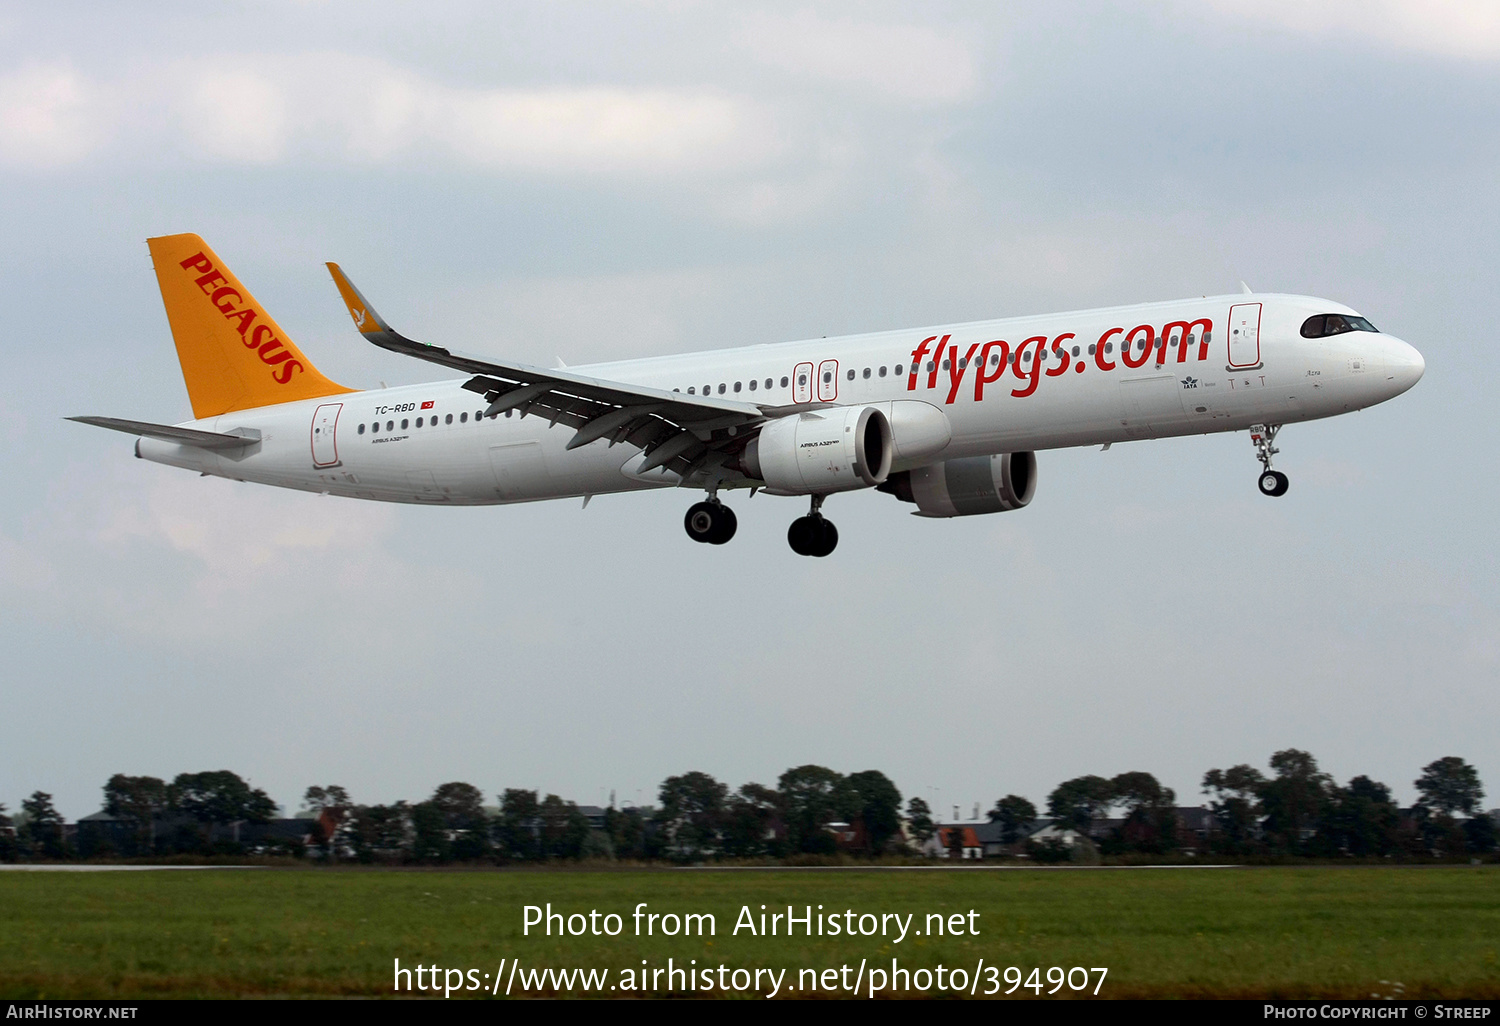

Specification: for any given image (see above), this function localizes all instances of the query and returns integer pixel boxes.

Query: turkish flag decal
[421,401,435,410]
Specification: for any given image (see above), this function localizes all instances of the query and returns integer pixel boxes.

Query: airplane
[71,233,1425,557]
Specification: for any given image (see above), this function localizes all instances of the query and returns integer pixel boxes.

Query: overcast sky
[2,1,1496,822]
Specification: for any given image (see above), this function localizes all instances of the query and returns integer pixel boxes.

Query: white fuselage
[137,292,1425,505]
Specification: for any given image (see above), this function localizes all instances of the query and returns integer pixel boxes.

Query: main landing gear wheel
[787,515,837,557]
[1249,423,1289,498]
[1258,470,1289,497]
[684,501,737,544]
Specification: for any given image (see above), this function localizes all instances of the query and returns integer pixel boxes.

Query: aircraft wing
[67,416,261,450]
[326,262,771,477]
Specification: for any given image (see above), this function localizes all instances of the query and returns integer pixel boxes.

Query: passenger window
[387,420,394,431]
[734,381,741,392]
[941,359,950,371]
[704,384,711,394]
[748,379,757,390]
[1105,343,1113,354]
[415,417,422,427]
[358,423,366,435]
[926,361,934,372]
[781,376,789,387]
[766,378,773,389]
[823,371,832,383]
[718,383,726,394]
[1072,346,1080,357]
[846,369,855,380]
[1088,344,1095,355]
[673,387,680,392]
[688,386,695,394]
[863,367,871,378]
[461,412,468,423]
[401,419,409,429]
[445,414,452,424]
[894,364,902,376]
[798,374,807,386]
[991,353,1000,365]
[878,366,886,377]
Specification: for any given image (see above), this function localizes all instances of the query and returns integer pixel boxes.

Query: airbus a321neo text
[72,234,1425,557]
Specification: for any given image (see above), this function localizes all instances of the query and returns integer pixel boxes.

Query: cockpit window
[1301,313,1378,338]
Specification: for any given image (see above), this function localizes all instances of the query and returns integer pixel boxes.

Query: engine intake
[742,406,892,494]
[879,452,1037,517]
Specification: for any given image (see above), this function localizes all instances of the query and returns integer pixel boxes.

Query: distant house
[1174,806,1218,850]
[824,821,865,850]
[972,819,1059,857]
[1027,821,1082,845]
[75,811,138,855]
[1084,807,1221,851]
[577,806,608,831]
[923,826,982,859]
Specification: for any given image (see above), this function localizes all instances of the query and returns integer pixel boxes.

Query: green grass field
[2,865,1497,999]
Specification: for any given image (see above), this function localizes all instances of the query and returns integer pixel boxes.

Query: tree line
[0,752,1492,863]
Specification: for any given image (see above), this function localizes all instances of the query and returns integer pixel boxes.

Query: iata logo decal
[905,316,1215,405]
[178,252,304,385]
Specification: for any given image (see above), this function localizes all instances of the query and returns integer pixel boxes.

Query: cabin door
[311,403,342,467]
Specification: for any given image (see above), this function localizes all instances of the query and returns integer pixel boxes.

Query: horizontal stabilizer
[67,416,261,450]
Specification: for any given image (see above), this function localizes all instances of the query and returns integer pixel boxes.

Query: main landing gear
[682,492,839,556]
[787,495,838,557]
[684,498,737,544]
[1251,423,1289,497]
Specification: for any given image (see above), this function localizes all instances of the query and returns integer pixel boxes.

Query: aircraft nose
[1383,335,1425,395]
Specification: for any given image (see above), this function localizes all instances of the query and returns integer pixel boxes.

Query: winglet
[326,262,395,337]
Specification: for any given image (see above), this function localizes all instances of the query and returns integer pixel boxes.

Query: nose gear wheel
[1250,424,1289,497]
[1258,470,1289,497]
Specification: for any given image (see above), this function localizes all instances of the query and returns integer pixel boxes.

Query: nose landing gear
[1251,423,1289,497]
[684,499,737,544]
[787,495,838,557]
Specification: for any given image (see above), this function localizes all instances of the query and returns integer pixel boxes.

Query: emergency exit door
[311,403,342,467]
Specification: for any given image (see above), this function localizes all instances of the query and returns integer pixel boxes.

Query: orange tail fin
[147,233,352,419]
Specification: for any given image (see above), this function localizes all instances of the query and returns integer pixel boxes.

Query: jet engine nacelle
[742,406,893,494]
[878,452,1037,517]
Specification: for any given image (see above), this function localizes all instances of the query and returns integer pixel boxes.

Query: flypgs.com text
[905,315,1215,404]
